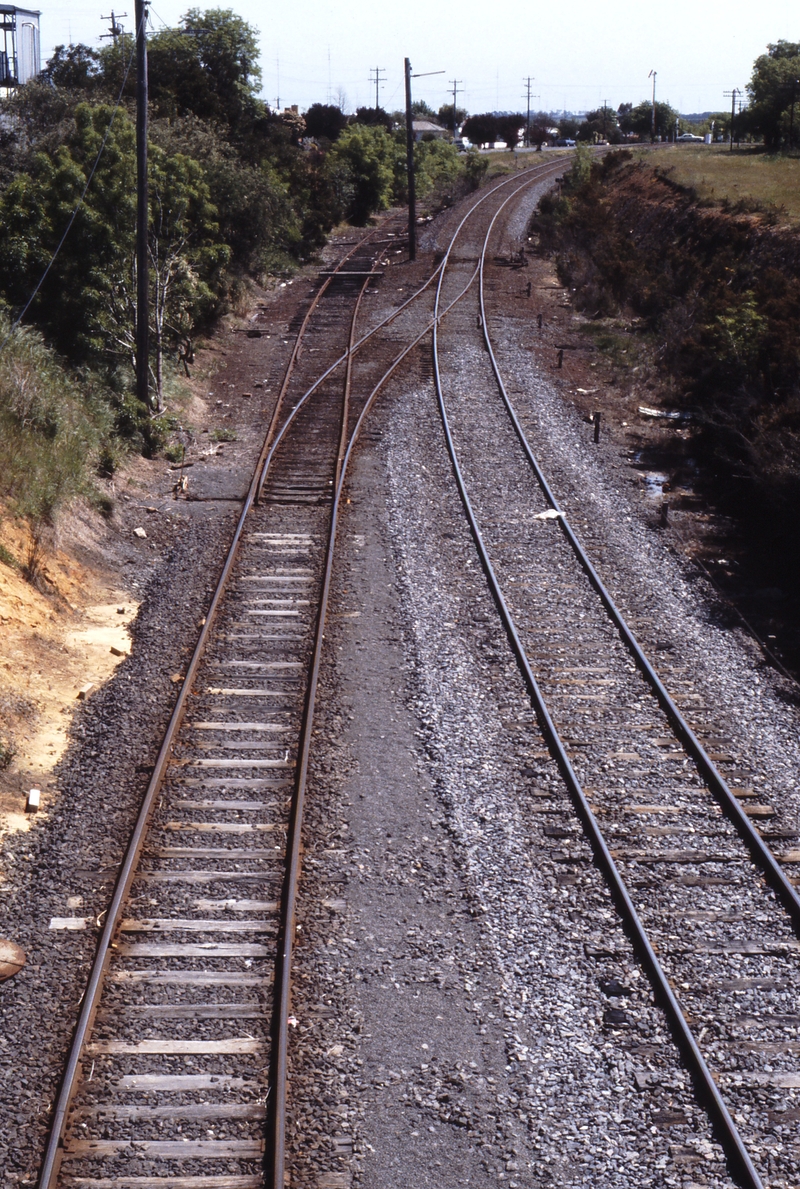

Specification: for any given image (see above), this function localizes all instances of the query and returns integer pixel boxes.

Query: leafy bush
[328,125,397,224]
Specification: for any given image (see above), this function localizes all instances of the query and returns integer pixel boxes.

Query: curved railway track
[431,161,800,1186]
[36,158,570,1188]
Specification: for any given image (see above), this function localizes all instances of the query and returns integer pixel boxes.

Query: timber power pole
[724,88,741,151]
[449,77,462,140]
[648,69,657,141]
[404,59,445,261]
[100,10,127,43]
[369,66,385,111]
[135,0,149,409]
[523,76,535,147]
[404,58,416,260]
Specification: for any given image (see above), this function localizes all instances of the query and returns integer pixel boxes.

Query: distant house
[412,119,447,142]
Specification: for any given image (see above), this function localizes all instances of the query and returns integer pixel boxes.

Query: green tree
[414,138,462,196]
[327,124,397,224]
[42,43,102,91]
[462,113,498,146]
[747,41,800,150]
[0,104,228,409]
[496,114,524,150]
[0,103,137,361]
[410,99,436,118]
[99,7,265,134]
[578,106,622,143]
[353,106,393,132]
[619,99,678,140]
[101,146,229,410]
[438,103,467,134]
[304,102,348,141]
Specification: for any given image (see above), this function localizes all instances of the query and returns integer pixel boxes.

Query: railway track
[36,159,572,1188]
[431,162,800,1185]
[36,227,393,1188]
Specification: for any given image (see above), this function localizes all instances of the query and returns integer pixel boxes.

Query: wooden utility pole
[449,77,462,140]
[369,66,386,111]
[724,88,740,152]
[404,60,445,261]
[100,11,127,44]
[404,57,416,260]
[135,0,149,409]
[648,70,657,141]
[523,76,534,147]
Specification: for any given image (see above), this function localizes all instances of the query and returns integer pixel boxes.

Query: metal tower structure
[0,5,41,92]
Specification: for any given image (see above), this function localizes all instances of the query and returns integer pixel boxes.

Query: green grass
[658,145,800,222]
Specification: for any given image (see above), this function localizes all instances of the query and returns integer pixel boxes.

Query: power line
[0,9,141,358]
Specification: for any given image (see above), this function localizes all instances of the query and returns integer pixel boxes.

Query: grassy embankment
[533,148,800,657]
[658,144,800,221]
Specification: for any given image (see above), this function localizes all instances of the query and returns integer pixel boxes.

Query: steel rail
[36,234,385,1189]
[257,227,386,461]
[477,182,800,927]
[255,156,568,501]
[431,178,767,1189]
[37,159,565,1187]
[266,272,370,1183]
[265,239,512,1189]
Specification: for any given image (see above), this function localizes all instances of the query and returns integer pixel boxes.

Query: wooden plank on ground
[109,971,270,985]
[116,941,269,957]
[119,918,273,933]
[149,847,278,858]
[135,872,272,884]
[87,1038,262,1055]
[63,1177,261,1189]
[114,1073,255,1090]
[162,822,276,833]
[65,1139,263,1158]
[97,1003,263,1020]
[74,1102,263,1121]
[191,723,287,731]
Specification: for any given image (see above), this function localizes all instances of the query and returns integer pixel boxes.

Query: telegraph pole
[724,88,740,151]
[369,66,386,111]
[100,10,127,43]
[449,78,462,140]
[523,76,534,147]
[135,0,149,409]
[648,70,657,141]
[404,58,416,260]
[404,60,445,261]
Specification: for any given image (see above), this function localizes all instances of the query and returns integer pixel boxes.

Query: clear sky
[39,0,798,117]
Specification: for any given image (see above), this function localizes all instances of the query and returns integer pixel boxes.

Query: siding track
[431,167,800,1187]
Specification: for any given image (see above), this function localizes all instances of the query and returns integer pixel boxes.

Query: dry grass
[656,145,800,222]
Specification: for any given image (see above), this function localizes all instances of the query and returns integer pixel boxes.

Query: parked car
[676,132,703,142]
[555,137,576,147]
